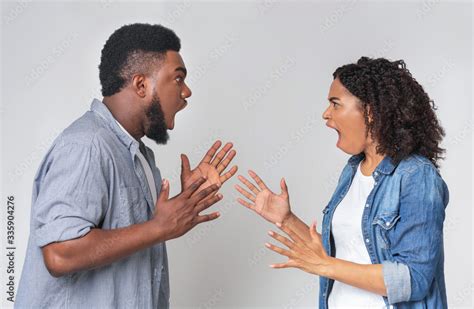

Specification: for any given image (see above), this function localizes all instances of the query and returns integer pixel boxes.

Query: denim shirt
[16,99,169,308]
[319,154,449,308]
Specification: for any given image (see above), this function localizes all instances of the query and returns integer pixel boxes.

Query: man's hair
[99,23,181,96]
[333,57,445,168]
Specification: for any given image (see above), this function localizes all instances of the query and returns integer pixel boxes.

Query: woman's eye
[175,76,184,83]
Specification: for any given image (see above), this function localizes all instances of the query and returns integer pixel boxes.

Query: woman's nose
[322,106,331,120]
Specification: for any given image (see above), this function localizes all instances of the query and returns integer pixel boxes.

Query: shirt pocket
[372,212,400,249]
[117,186,149,226]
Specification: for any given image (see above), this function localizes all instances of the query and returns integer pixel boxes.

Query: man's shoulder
[55,111,117,150]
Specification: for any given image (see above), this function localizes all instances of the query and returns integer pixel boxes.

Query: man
[15,23,237,308]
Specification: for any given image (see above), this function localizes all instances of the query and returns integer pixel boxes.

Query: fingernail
[276,222,282,227]
[265,243,271,248]
[268,231,274,236]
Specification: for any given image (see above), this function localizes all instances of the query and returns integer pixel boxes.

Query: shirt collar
[90,98,139,151]
[348,153,398,175]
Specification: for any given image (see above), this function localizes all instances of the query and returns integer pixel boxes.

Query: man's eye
[175,76,184,83]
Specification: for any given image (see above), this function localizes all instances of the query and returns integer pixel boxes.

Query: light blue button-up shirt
[16,99,169,308]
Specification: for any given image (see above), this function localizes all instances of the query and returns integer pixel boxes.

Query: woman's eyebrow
[328,97,340,103]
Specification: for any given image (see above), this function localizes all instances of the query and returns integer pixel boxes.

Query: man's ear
[131,74,148,98]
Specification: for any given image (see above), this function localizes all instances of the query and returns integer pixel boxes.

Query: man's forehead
[163,50,185,69]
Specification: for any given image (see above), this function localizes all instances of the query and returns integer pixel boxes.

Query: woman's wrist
[317,256,337,278]
[281,211,296,227]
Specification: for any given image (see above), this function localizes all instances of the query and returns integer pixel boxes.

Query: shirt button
[374,182,378,186]
[365,203,370,208]
[386,222,390,227]
[365,238,370,243]
[374,172,378,176]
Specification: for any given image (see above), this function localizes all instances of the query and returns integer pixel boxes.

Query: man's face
[143,51,192,145]
[150,51,192,130]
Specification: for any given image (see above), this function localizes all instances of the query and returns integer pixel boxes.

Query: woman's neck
[360,144,385,176]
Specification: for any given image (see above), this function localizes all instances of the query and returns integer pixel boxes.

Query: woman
[235,57,449,308]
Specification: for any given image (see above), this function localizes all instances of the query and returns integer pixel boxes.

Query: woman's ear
[366,105,373,125]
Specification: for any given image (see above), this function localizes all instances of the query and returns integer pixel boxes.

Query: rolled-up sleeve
[34,141,109,247]
[383,164,448,304]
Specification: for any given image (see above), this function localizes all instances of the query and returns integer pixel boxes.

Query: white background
[1,0,472,308]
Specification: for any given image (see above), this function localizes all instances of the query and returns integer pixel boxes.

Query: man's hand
[152,177,223,240]
[235,170,292,224]
[180,140,238,194]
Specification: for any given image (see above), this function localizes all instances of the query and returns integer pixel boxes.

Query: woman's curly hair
[333,57,445,168]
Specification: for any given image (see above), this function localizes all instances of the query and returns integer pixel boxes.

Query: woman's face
[322,78,371,155]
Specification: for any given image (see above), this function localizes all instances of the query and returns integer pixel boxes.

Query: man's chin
[145,131,169,145]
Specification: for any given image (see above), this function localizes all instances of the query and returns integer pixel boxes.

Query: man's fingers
[236,198,255,211]
[265,242,292,258]
[248,170,269,191]
[195,211,221,224]
[216,149,236,173]
[237,175,260,195]
[199,140,222,165]
[180,154,191,177]
[210,142,233,167]
[183,177,207,198]
[234,184,256,202]
[158,179,170,203]
[220,166,238,183]
[192,183,220,204]
[195,193,223,213]
[268,230,294,249]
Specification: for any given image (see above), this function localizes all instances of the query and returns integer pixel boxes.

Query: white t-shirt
[115,120,157,204]
[328,163,386,308]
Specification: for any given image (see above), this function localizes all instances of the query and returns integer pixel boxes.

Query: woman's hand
[265,221,332,276]
[235,170,292,224]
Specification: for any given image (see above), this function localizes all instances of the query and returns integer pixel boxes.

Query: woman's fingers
[234,184,256,202]
[276,222,305,244]
[270,262,291,269]
[248,170,269,191]
[237,175,260,195]
[237,198,255,211]
[268,230,294,249]
[280,178,289,198]
[270,259,298,269]
[265,242,292,258]
[310,220,323,245]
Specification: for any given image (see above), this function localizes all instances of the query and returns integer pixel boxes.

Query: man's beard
[145,93,169,145]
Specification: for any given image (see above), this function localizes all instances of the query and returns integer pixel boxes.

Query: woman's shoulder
[394,154,439,176]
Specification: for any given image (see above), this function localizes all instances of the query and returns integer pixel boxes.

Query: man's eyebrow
[175,67,187,76]
[328,97,340,103]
